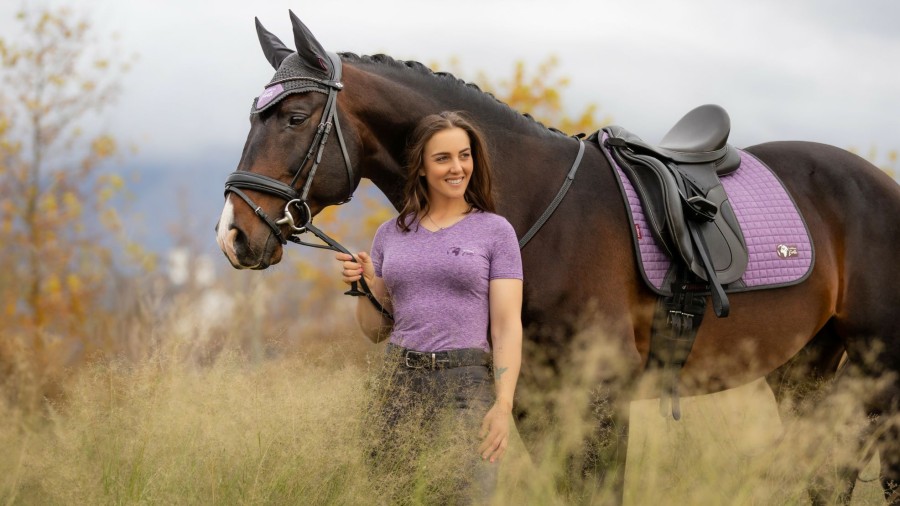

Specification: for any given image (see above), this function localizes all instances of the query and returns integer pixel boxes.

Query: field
[0,324,889,505]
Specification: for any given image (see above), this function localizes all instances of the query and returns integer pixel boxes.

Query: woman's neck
[426,199,471,220]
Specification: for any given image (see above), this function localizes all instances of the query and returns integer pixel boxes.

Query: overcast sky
[3,0,899,171]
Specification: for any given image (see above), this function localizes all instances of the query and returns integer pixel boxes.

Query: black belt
[387,344,492,370]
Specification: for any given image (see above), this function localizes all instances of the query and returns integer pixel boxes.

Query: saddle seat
[612,104,742,174]
[602,104,749,317]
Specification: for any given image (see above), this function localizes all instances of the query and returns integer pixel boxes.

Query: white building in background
[166,247,234,335]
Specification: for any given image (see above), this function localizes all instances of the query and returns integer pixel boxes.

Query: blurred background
[0,1,897,502]
[3,0,899,415]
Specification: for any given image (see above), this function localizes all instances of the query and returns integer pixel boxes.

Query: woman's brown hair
[395,111,496,232]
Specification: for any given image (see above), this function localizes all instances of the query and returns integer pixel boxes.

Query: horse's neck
[344,59,580,221]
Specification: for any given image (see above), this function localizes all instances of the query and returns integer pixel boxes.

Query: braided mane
[339,52,568,138]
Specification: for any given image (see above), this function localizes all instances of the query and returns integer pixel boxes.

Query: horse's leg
[576,319,642,504]
[764,319,861,504]
[846,342,900,505]
[830,243,900,503]
[583,373,633,503]
[765,318,845,417]
[515,319,640,504]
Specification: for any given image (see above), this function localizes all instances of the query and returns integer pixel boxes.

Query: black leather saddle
[602,104,749,317]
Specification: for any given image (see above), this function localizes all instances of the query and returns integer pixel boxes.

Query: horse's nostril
[231,227,251,257]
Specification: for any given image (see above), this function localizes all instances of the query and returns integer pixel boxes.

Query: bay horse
[215,11,900,503]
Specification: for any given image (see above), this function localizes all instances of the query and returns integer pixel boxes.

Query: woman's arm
[479,278,523,463]
[336,251,393,343]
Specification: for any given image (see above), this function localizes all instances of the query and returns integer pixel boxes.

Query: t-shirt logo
[447,246,475,257]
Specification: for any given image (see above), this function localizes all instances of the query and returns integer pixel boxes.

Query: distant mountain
[117,148,394,258]
[118,150,236,256]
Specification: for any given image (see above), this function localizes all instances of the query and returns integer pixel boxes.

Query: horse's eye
[289,116,307,126]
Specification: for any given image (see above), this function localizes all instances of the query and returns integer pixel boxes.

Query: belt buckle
[404,350,426,369]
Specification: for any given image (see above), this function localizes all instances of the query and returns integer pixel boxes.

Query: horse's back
[745,140,900,208]
[748,140,900,365]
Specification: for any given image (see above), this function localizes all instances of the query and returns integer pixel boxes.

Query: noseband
[223,52,391,318]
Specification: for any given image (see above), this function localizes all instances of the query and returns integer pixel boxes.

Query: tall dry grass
[0,280,893,504]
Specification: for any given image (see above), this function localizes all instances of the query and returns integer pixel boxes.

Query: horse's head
[217,12,361,269]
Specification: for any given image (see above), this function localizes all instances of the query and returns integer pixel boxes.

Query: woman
[335,111,523,501]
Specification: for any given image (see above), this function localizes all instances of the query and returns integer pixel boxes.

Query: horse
[215,11,900,503]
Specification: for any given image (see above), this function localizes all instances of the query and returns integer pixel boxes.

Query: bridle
[223,51,391,318]
[223,51,588,322]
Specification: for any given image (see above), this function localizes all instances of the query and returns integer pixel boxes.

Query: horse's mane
[339,52,569,139]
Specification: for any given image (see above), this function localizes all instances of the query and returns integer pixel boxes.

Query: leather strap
[226,172,301,202]
[227,187,287,245]
[689,225,730,317]
[519,139,585,249]
[387,344,492,370]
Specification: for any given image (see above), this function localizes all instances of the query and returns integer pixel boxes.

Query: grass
[0,306,892,505]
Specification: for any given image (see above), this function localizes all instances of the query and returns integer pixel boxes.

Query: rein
[224,52,586,322]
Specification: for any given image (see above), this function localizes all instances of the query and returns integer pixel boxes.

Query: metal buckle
[404,351,452,369]
[404,351,426,369]
[275,199,311,233]
[667,310,694,333]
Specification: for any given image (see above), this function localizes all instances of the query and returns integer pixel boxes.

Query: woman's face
[420,127,473,206]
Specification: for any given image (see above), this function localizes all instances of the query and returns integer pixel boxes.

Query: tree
[434,55,611,136]
[849,146,898,179]
[0,6,143,403]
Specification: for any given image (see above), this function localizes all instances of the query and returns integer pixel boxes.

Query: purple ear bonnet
[252,53,329,113]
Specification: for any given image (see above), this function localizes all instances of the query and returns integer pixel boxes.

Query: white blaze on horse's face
[216,197,239,264]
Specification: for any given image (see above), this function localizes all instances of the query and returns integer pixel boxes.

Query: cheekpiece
[251,53,330,113]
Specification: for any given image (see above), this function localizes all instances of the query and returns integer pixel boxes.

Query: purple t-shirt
[371,211,523,353]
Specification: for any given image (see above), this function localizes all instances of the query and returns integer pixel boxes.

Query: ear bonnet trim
[251,52,342,113]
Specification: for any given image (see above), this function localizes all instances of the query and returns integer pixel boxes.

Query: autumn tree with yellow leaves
[435,55,611,136]
[0,7,141,403]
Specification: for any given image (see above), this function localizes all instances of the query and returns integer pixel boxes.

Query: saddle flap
[602,123,750,289]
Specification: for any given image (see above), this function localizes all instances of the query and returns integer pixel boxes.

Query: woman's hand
[335,251,375,286]
[479,401,512,463]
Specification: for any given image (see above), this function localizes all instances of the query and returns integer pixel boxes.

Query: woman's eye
[460,152,471,159]
[289,116,307,126]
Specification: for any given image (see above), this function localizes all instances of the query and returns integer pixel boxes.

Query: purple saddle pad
[600,132,814,296]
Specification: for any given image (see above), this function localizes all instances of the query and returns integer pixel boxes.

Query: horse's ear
[255,17,293,70]
[288,10,330,76]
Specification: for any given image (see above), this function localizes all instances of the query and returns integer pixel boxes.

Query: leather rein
[223,52,586,322]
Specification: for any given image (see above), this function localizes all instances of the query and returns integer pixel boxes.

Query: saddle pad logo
[776,244,799,259]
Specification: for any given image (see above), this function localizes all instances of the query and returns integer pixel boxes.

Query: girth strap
[646,268,707,420]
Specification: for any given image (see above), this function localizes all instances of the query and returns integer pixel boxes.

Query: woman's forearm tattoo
[494,366,508,381]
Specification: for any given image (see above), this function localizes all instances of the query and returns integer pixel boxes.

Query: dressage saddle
[603,104,749,317]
